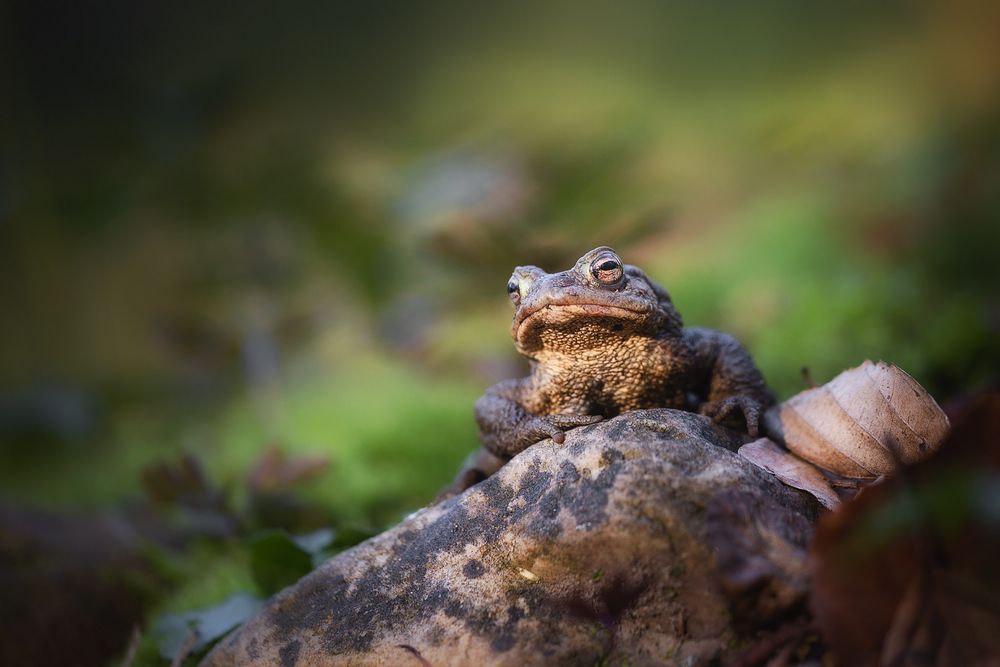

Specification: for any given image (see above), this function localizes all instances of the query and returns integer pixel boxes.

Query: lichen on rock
[202,409,820,667]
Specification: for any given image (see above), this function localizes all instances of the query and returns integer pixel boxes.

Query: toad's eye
[507,280,521,305]
[591,256,624,285]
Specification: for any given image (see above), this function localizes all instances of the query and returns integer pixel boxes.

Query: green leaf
[330,524,378,550]
[249,530,314,595]
[153,592,262,661]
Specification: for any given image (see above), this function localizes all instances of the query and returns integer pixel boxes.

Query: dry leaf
[247,445,330,494]
[764,361,950,478]
[739,438,841,510]
[140,454,225,509]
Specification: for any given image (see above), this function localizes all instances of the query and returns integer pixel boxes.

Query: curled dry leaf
[738,438,840,510]
[764,360,950,479]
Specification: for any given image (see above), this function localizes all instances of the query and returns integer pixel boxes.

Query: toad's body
[511,331,693,417]
[442,246,774,497]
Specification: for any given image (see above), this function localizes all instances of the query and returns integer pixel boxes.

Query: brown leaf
[765,361,950,478]
[739,438,841,510]
[247,445,330,494]
[140,454,224,509]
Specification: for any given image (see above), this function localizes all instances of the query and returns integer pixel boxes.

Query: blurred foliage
[1,1,999,664]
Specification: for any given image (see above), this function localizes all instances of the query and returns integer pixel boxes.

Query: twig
[726,618,816,667]
[397,644,433,666]
[120,625,141,667]
[171,629,198,667]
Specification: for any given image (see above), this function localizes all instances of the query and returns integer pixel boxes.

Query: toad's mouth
[513,302,651,341]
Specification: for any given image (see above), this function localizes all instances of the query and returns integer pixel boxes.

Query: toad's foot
[700,396,763,437]
[519,414,604,446]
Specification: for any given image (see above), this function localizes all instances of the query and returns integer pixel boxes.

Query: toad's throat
[514,302,650,341]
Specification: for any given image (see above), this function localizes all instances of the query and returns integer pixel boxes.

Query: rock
[201,409,820,667]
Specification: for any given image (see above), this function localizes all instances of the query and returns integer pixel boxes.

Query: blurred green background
[1,0,999,663]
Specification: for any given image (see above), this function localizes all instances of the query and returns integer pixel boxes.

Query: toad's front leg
[685,327,775,436]
[475,378,603,458]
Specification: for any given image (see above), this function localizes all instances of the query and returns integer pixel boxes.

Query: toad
[442,246,774,498]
